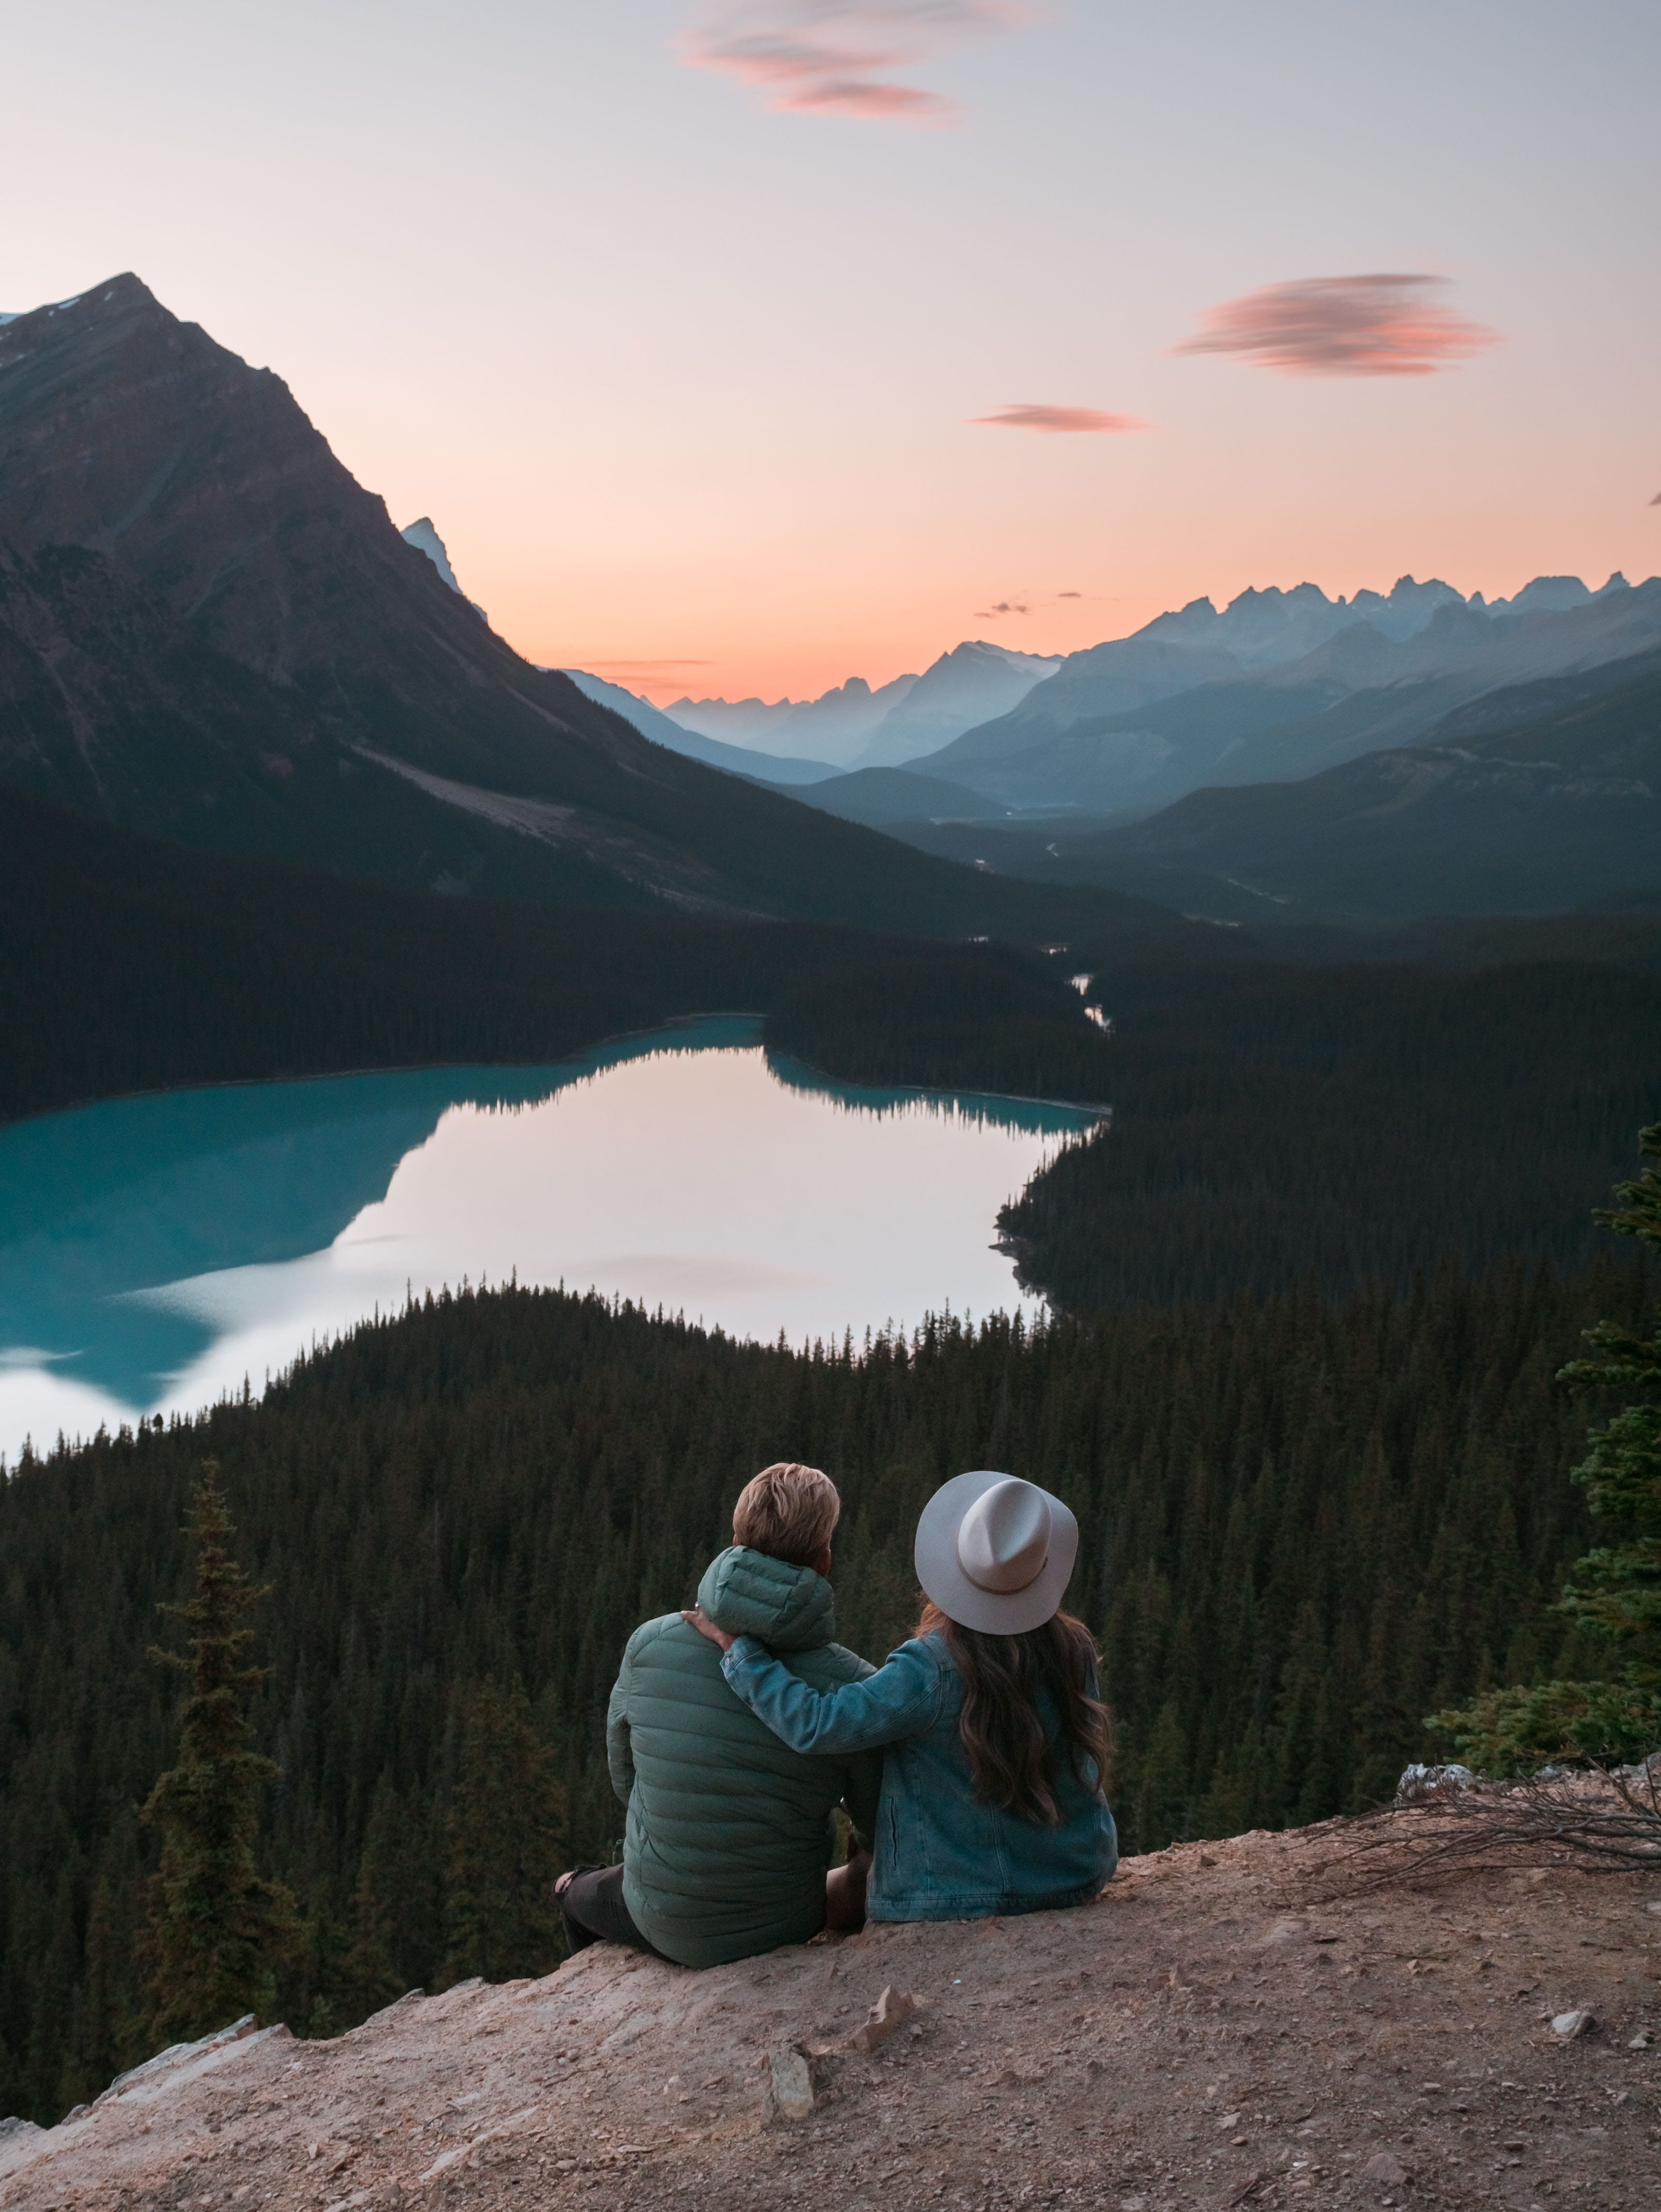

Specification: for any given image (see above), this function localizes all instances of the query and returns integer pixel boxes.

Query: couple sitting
[557,1460,1117,1966]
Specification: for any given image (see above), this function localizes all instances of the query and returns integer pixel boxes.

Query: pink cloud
[682,3,1031,125]
[970,404,1154,434]
[1174,274,1501,377]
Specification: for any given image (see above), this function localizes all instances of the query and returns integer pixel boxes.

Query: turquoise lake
[0,1018,1100,1465]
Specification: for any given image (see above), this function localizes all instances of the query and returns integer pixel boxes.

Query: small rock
[1627,2033,1650,2049]
[1260,1917,1308,1948]
[1395,1763,1474,1805]
[1550,2009,1595,2039]
[0,2118,44,2145]
[1362,2150,1409,2187]
[844,1984,924,2053]
[765,2045,816,2124]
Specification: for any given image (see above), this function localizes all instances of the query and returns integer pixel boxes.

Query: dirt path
[4,1822,1657,2211]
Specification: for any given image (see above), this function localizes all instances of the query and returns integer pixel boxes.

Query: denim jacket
[721,1627,1117,1923]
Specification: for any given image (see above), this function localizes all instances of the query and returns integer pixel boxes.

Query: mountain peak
[0,273,160,347]
[1225,581,1334,613]
[400,517,464,595]
[1494,575,1594,619]
[0,276,689,804]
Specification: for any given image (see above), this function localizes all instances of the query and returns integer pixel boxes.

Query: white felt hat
[914,1470,1079,1635]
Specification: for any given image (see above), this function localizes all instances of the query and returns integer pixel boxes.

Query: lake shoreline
[0,1011,1114,1135]
[0,1025,1090,1465]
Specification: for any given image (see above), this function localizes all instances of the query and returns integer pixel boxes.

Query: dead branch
[1297,1757,1661,1900]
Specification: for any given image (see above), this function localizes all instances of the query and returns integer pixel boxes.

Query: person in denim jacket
[686,1470,1116,1923]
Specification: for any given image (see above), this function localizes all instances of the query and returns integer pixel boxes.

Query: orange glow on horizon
[17,10,1637,720]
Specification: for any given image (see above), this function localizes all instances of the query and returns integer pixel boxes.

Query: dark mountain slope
[0,543,641,904]
[0,277,622,791]
[1024,650,1661,923]
[0,278,1139,935]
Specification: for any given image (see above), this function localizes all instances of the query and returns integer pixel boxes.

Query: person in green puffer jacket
[555,1462,882,1969]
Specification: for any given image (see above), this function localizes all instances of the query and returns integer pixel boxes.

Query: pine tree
[342,1775,415,2018]
[441,1680,567,1986]
[1432,1128,1661,1770]
[142,1462,297,2041]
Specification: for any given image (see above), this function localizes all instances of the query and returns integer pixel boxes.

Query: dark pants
[557,1865,664,1960]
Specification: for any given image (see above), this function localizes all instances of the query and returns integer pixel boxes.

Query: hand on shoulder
[682,1606,736,1653]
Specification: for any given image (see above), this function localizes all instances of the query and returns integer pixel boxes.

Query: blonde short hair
[732,1462,840,1568]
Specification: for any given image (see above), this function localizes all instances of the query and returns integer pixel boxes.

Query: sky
[6,1,1659,703]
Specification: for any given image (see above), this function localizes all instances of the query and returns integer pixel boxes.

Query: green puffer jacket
[606,1546,882,1968]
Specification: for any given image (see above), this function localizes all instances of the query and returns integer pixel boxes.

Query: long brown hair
[918,1602,1114,1825]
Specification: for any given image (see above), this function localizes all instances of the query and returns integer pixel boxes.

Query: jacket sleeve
[605,1640,636,1808]
[721,1635,942,1755]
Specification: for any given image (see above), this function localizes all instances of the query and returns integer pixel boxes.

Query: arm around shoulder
[721,1634,943,1756]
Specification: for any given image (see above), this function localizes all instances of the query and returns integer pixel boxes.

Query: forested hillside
[999,937,1661,1305]
[0,784,1111,1130]
[0,1257,1643,2123]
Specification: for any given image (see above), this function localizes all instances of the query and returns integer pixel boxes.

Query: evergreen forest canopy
[0,1247,1652,2124]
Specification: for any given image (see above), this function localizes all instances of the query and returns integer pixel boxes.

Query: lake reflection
[0,1018,1098,1463]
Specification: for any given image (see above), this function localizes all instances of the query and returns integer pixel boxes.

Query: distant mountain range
[909,573,1659,817]
[851,643,1063,767]
[897,647,1661,923]
[592,568,1660,908]
[668,673,919,762]
[559,666,1006,825]
[558,669,838,787]
[394,519,1052,787]
[667,642,1058,769]
[0,276,1133,940]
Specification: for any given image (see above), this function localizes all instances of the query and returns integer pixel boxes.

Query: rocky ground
[4,1818,1658,2212]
